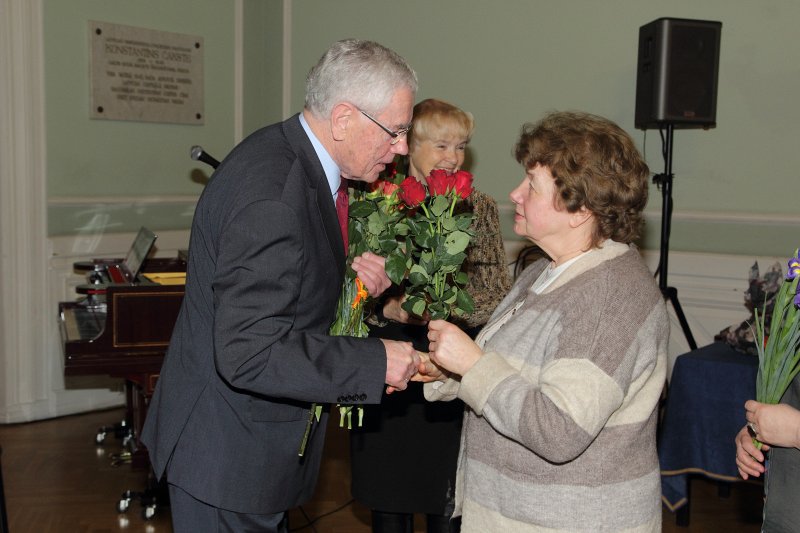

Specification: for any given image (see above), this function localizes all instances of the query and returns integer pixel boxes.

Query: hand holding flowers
[736,399,800,480]
[749,248,800,448]
[351,252,391,297]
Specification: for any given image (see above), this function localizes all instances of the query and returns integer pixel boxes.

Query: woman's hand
[382,294,428,325]
[745,399,800,449]
[427,319,483,377]
[411,351,448,382]
[385,352,445,394]
[735,425,767,479]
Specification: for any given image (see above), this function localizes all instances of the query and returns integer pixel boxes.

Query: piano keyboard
[62,306,107,342]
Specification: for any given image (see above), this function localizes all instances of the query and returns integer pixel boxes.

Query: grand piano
[58,228,186,469]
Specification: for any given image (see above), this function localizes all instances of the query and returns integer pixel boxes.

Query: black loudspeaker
[635,17,722,129]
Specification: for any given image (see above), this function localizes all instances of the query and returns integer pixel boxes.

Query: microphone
[190,145,220,169]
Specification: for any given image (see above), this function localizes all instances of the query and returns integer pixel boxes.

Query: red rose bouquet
[397,169,476,320]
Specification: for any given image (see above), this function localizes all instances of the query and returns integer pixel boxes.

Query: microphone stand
[653,123,697,351]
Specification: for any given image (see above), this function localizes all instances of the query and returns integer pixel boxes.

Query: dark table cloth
[658,342,758,511]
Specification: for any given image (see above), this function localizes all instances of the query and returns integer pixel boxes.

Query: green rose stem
[420,202,435,234]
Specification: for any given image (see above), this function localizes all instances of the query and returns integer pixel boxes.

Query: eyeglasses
[358,108,411,145]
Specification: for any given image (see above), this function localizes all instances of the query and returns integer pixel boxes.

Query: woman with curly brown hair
[422,111,668,532]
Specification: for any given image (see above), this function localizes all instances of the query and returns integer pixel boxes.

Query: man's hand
[352,252,391,297]
[381,339,421,392]
[386,352,446,394]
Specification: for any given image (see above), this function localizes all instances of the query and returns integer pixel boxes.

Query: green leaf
[378,237,398,254]
[402,295,427,317]
[367,212,386,236]
[430,195,450,217]
[367,234,380,252]
[442,287,457,304]
[456,288,475,314]
[419,255,436,275]
[349,200,376,218]
[455,214,474,231]
[385,251,407,284]
[415,228,435,249]
[394,222,410,236]
[426,285,439,299]
[408,264,429,286]
[444,231,470,255]
[352,240,369,258]
[438,251,466,268]
[428,301,448,320]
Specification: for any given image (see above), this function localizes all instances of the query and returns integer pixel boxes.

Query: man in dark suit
[141,39,421,532]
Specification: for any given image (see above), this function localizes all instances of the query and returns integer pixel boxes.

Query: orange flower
[351,277,369,309]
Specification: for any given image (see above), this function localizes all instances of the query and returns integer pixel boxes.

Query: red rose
[426,169,454,196]
[453,170,474,199]
[399,176,426,207]
[368,178,400,197]
[382,181,400,196]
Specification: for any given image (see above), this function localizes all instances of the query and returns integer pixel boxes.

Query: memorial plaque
[89,21,204,125]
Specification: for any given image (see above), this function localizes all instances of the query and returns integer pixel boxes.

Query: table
[658,342,759,523]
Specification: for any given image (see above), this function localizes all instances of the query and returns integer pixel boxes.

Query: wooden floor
[0,407,764,533]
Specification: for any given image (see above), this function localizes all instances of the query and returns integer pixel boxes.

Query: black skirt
[349,321,464,515]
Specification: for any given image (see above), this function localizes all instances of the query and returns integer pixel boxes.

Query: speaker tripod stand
[653,123,697,351]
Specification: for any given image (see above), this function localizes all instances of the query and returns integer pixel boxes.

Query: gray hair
[305,39,418,119]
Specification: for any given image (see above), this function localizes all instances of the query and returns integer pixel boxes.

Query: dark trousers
[168,483,288,533]
[371,510,461,533]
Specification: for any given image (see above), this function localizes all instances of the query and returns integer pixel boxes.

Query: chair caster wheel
[117,490,134,513]
[142,504,157,520]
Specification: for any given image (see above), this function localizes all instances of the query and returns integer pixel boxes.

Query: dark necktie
[335,179,348,253]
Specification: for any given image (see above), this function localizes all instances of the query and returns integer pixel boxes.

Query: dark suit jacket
[141,114,387,514]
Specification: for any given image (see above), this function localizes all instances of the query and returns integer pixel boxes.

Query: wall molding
[499,201,799,257]
[48,195,199,206]
[499,201,800,227]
